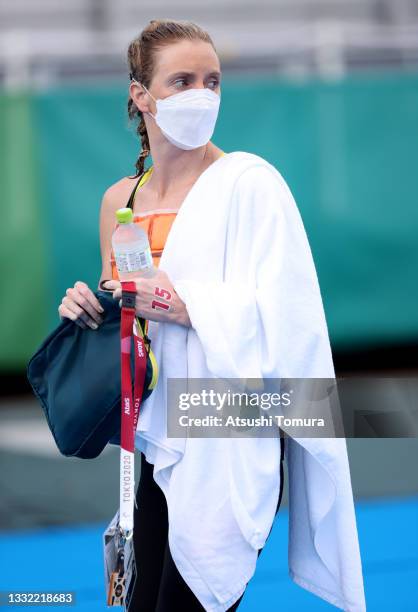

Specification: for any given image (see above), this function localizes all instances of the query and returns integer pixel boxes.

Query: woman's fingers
[67,286,103,325]
[62,295,100,329]
[74,281,104,317]
[101,280,121,292]
[58,304,89,329]
[65,290,101,326]
[58,280,107,329]
[106,281,133,302]
[101,280,122,301]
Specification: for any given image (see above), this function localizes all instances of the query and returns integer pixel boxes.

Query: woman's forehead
[154,40,220,76]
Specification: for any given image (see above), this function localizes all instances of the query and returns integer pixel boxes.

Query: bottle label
[115,246,153,273]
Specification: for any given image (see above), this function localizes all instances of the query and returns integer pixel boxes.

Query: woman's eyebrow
[167,70,221,80]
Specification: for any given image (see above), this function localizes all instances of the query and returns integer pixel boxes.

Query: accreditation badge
[103,509,137,609]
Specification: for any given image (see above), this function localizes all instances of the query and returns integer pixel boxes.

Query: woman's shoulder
[228,151,289,192]
[228,150,285,179]
[101,174,140,209]
[227,151,296,219]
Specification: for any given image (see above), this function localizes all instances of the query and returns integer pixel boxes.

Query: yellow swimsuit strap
[126,166,153,211]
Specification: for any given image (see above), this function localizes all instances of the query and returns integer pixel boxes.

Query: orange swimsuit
[110,165,178,278]
[108,153,225,342]
[110,152,226,278]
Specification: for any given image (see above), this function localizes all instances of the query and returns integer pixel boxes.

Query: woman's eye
[174,78,188,88]
[173,78,220,89]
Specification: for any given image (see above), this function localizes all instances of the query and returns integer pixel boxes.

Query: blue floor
[1,495,417,611]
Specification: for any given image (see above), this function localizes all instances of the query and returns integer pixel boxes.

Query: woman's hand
[103,270,191,327]
[58,280,105,329]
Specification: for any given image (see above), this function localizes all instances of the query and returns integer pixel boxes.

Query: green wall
[1,73,418,369]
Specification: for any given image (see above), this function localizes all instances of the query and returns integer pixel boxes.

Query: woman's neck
[146,142,224,200]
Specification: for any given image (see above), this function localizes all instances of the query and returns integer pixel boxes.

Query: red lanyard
[120,280,147,452]
[118,281,148,535]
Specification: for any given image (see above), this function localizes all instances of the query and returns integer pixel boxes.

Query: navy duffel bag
[26,289,158,459]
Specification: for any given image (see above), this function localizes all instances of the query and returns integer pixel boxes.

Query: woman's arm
[98,180,191,327]
[57,180,123,326]
[172,164,334,379]
[98,184,123,289]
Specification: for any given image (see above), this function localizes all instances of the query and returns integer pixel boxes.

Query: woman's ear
[130,81,150,116]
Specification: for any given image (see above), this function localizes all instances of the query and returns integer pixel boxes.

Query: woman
[59,19,366,612]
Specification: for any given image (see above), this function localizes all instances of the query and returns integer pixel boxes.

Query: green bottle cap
[115,207,133,224]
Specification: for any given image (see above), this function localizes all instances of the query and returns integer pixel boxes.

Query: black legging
[128,437,285,611]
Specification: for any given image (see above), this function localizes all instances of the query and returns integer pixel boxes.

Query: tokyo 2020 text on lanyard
[119,280,148,537]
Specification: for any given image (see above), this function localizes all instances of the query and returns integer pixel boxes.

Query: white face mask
[133,79,221,150]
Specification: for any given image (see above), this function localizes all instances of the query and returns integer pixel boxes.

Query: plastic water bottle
[112,208,156,280]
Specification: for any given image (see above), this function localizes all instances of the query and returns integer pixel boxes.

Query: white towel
[134,151,367,611]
